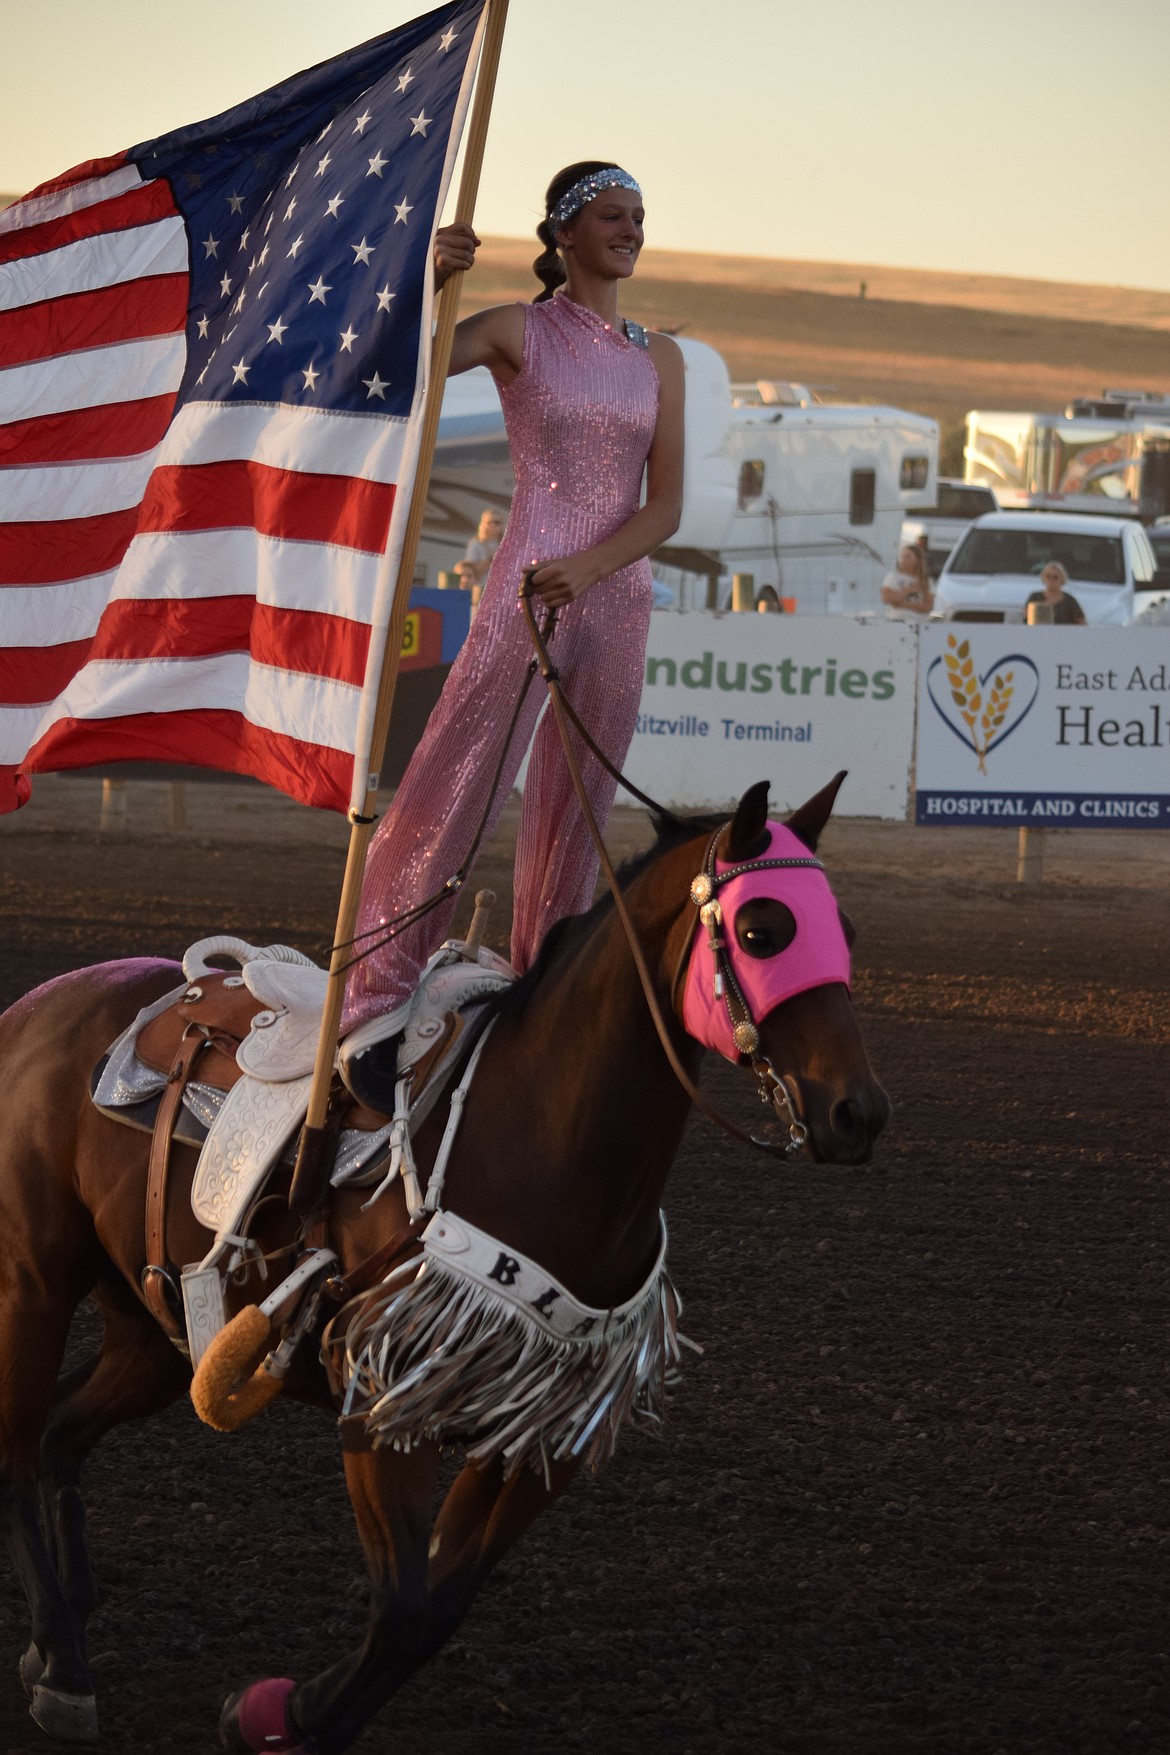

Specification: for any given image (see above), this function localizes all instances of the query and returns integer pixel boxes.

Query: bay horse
[0,776,888,1752]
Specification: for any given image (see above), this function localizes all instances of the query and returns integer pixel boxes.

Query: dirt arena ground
[0,774,1167,1754]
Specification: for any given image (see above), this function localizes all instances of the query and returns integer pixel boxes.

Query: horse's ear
[722,780,771,862]
[785,770,847,851]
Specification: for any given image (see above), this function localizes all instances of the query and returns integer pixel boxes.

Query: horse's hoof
[19,1641,45,1696]
[220,1677,307,1753]
[29,1682,99,1741]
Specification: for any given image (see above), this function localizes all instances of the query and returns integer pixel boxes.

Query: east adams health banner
[623,612,917,818]
[916,624,1170,827]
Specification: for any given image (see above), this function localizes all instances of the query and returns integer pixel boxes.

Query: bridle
[673,829,821,1153]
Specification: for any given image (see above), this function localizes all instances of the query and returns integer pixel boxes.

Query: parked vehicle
[963,392,1170,521]
[665,378,938,615]
[900,479,998,577]
[934,511,1159,625]
[420,348,939,618]
[1147,516,1170,571]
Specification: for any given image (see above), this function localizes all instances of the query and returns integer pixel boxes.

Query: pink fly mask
[681,819,852,1062]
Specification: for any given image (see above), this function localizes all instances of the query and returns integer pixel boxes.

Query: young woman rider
[341,162,685,1108]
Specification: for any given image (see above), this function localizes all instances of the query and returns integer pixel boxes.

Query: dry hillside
[5,187,1167,452]
[465,238,1170,444]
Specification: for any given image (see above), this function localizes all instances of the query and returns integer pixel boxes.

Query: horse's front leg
[423,1450,578,1657]
[221,1439,440,1755]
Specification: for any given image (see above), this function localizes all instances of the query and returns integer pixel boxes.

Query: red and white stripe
[0,157,407,812]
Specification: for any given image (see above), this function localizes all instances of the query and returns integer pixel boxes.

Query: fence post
[100,778,128,832]
[1017,601,1052,883]
[1017,827,1045,883]
[731,572,755,612]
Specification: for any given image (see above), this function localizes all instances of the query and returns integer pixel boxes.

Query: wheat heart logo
[926,638,1040,774]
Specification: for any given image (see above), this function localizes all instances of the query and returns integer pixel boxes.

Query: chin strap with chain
[519,577,808,1157]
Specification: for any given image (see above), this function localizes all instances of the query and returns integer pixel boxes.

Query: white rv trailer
[663,378,938,615]
[964,390,1170,520]
[421,339,939,616]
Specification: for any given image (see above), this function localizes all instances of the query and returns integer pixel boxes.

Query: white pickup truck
[934,511,1159,625]
[901,479,999,578]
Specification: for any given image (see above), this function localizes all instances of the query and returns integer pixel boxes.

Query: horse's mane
[485,808,726,1023]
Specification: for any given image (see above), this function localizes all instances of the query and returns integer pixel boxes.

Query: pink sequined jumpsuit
[343,291,660,1030]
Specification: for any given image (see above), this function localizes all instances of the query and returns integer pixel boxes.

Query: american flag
[0,0,487,814]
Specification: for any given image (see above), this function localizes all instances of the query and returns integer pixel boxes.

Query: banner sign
[399,588,471,673]
[623,613,918,818]
[916,625,1170,827]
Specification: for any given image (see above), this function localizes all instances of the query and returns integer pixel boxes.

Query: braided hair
[532,160,621,303]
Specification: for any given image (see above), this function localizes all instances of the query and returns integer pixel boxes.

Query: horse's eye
[735,898,797,960]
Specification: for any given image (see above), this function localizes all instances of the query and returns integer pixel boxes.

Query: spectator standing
[1027,561,1085,625]
[880,544,934,621]
[453,507,504,588]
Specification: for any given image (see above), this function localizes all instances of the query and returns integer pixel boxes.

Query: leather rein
[516,580,809,1159]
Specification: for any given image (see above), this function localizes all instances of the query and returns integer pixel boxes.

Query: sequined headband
[548,169,641,235]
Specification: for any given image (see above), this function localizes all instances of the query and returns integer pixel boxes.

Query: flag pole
[290,0,510,1207]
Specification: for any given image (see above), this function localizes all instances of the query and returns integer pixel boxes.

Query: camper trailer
[668,379,939,615]
[964,391,1170,521]
[421,340,939,616]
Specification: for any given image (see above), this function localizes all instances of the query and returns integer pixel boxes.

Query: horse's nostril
[830,1088,892,1154]
[830,1096,870,1147]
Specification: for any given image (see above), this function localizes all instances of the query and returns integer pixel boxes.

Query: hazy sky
[5,0,1169,291]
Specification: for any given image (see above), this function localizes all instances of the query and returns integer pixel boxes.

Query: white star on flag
[325,194,344,218]
[410,111,432,137]
[231,358,250,383]
[353,109,373,134]
[267,316,288,344]
[367,152,388,178]
[315,153,332,177]
[338,326,359,353]
[375,286,395,312]
[202,234,219,258]
[287,234,305,258]
[227,191,245,213]
[302,361,320,391]
[395,68,414,92]
[394,200,412,224]
[363,371,389,399]
[351,238,375,265]
[307,276,331,304]
[439,28,457,50]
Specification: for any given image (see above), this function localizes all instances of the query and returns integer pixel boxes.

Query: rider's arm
[432,223,526,382]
